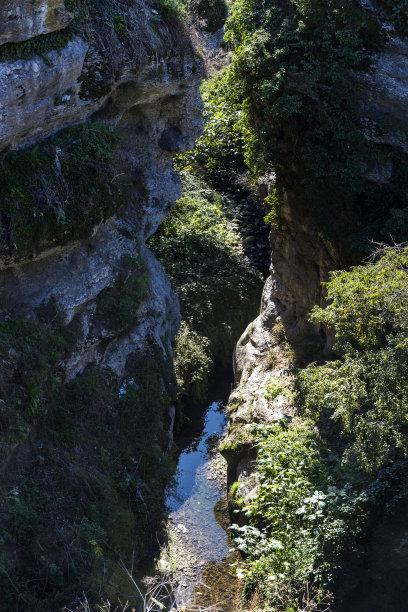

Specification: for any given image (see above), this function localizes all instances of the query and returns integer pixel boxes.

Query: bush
[149,172,262,400]
[189,0,228,32]
[174,322,212,402]
[235,245,408,608]
[208,0,408,245]
[176,72,245,183]
[298,245,408,475]
[158,0,186,22]
[232,422,337,608]
[0,121,122,255]
[380,0,408,33]
[0,337,177,609]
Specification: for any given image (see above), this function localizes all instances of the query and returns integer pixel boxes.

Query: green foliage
[264,376,292,402]
[263,189,280,226]
[150,172,262,401]
[111,12,128,38]
[204,0,408,244]
[236,246,408,608]
[0,307,82,443]
[0,336,176,609]
[0,28,75,65]
[298,245,408,476]
[0,121,121,255]
[177,72,245,182]
[188,0,228,32]
[174,321,212,402]
[232,422,337,608]
[224,0,372,178]
[233,421,408,609]
[0,279,175,608]
[96,256,150,331]
[158,0,187,22]
[54,121,117,166]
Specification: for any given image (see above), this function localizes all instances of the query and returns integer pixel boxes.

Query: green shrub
[235,246,408,608]
[380,0,408,33]
[264,377,292,402]
[0,308,82,443]
[233,421,408,609]
[158,0,186,22]
[232,422,336,608]
[96,256,150,331]
[0,121,121,255]
[188,0,228,32]
[174,322,212,402]
[0,341,177,609]
[200,0,408,245]
[298,245,408,476]
[150,172,262,400]
[177,72,245,182]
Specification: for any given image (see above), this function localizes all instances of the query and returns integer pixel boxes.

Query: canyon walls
[224,0,408,505]
[0,1,204,607]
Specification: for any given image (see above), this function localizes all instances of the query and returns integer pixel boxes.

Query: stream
[156,376,233,608]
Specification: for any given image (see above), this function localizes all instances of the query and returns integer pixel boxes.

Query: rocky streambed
[139,376,243,611]
[160,399,230,604]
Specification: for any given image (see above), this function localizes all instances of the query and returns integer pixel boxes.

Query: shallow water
[166,400,227,513]
[159,393,231,606]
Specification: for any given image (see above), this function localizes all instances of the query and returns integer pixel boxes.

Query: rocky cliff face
[0,0,203,378]
[0,0,73,45]
[0,2,203,606]
[224,0,408,497]
[0,66,202,377]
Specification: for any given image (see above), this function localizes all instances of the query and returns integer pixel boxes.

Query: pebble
[243,235,255,245]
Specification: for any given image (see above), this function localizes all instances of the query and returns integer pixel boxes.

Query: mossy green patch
[0,121,125,256]
[0,329,176,609]
[95,256,151,332]
[150,171,263,403]
[0,27,75,65]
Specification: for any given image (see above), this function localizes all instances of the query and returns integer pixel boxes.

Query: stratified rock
[0,37,89,151]
[0,0,73,45]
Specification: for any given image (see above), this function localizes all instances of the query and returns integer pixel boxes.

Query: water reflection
[162,400,230,604]
[166,401,227,513]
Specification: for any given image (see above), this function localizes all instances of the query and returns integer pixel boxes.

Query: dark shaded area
[173,366,233,460]
[336,501,408,612]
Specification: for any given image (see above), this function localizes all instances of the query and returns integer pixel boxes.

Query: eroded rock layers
[0,1,203,607]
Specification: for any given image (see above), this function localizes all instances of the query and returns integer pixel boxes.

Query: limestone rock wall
[0,37,89,151]
[0,64,202,376]
[0,0,73,45]
[0,1,202,414]
[223,2,408,499]
[0,6,205,600]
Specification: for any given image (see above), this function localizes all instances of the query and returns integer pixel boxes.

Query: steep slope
[224,0,408,478]
[0,1,204,608]
[218,0,408,609]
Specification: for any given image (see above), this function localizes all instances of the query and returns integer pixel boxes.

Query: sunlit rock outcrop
[0,0,73,45]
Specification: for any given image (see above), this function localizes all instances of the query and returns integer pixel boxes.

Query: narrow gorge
[1,1,408,611]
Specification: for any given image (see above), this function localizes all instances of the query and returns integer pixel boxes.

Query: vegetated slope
[231,246,408,610]
[221,0,408,248]
[0,0,202,609]
[150,171,263,405]
[179,0,408,609]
